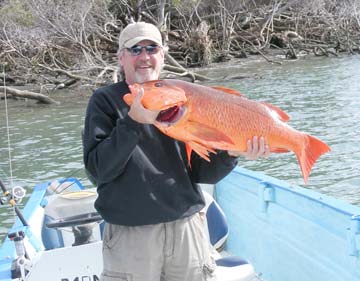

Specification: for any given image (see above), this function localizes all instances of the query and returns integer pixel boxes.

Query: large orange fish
[124,79,330,184]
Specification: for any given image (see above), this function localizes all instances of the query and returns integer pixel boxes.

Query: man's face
[118,40,165,85]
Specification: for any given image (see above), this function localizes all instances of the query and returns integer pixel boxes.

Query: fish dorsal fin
[211,86,289,122]
[261,102,290,122]
[211,86,243,97]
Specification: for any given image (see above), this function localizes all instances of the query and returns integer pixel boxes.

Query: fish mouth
[156,105,185,125]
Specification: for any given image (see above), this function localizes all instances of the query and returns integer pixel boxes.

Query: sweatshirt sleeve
[83,89,141,184]
[189,150,238,184]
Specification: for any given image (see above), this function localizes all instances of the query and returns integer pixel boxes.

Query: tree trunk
[0,86,59,104]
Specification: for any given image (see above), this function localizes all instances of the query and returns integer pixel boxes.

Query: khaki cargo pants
[101,213,217,281]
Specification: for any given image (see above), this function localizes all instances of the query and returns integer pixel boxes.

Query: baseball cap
[118,22,163,50]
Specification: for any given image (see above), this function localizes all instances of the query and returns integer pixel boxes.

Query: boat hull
[215,166,360,281]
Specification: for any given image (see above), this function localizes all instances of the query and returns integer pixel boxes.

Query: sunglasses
[126,44,162,56]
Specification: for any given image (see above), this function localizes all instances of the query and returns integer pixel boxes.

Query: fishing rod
[0,178,28,226]
[52,167,85,193]
[1,66,28,226]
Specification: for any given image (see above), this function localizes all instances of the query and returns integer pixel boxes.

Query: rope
[2,68,13,186]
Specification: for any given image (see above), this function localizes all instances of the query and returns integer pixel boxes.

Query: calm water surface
[0,55,359,242]
[200,54,360,203]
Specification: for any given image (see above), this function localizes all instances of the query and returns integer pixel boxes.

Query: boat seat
[202,191,255,281]
[42,190,102,248]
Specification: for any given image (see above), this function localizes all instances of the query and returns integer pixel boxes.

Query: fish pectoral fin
[211,86,244,97]
[185,143,193,168]
[184,121,233,163]
[186,121,235,146]
[187,141,216,162]
[261,102,290,122]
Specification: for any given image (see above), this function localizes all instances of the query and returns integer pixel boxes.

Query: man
[83,22,269,281]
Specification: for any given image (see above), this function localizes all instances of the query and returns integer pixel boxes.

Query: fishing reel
[12,185,26,203]
[0,185,26,206]
[0,179,29,226]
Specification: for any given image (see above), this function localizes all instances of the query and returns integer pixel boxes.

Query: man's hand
[127,87,160,124]
[228,136,270,160]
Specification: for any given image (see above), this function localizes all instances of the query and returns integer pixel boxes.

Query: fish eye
[154,82,163,87]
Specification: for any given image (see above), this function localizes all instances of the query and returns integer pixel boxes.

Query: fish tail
[295,134,331,184]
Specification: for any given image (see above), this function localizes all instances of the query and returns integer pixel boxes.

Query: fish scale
[188,89,288,149]
[124,79,331,184]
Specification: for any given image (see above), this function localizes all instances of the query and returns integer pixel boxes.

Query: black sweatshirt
[83,81,238,226]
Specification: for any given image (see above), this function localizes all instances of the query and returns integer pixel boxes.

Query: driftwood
[232,34,282,65]
[164,53,211,81]
[0,86,59,104]
[163,64,211,82]
[38,64,93,82]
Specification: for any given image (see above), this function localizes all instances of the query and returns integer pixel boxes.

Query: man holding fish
[83,22,270,281]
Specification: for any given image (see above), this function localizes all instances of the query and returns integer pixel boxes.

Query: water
[199,54,360,204]
[0,95,91,242]
[0,55,359,242]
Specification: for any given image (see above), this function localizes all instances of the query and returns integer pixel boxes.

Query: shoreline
[1,51,358,107]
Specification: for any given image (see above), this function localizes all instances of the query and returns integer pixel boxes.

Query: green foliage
[0,0,35,27]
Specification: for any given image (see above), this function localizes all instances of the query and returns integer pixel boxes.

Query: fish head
[124,80,188,126]
[124,80,187,110]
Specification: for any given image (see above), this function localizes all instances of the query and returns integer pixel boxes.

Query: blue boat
[215,167,360,281]
[0,166,359,281]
